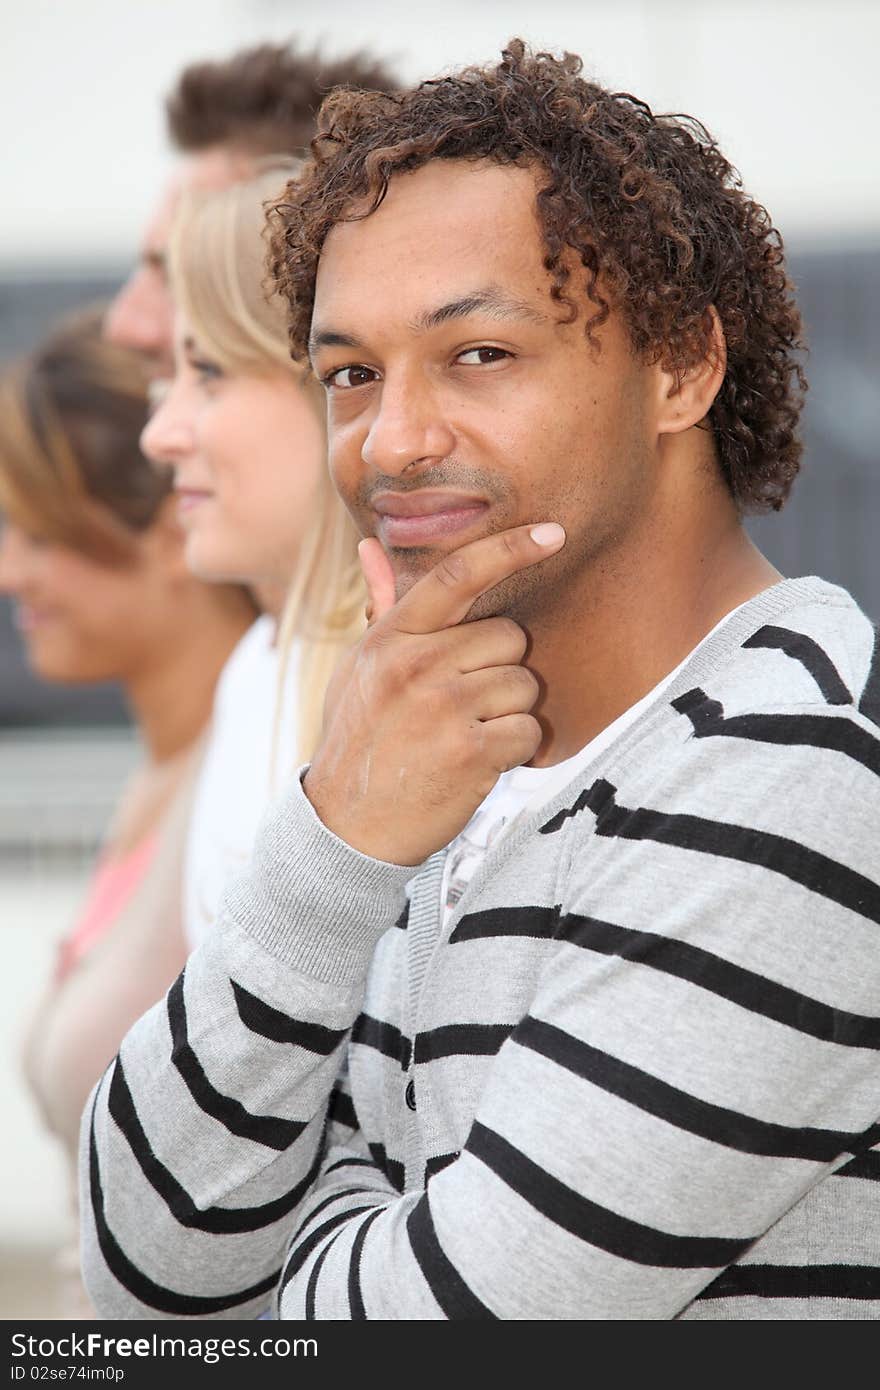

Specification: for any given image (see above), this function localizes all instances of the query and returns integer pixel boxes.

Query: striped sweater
[80,576,880,1319]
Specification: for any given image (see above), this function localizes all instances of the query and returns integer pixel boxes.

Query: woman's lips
[13,604,48,633]
[372,493,489,547]
[175,488,214,517]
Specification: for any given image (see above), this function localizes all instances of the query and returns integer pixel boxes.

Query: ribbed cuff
[223,769,418,985]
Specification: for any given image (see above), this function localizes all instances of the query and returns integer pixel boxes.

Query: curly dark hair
[167,41,399,159]
[269,40,807,512]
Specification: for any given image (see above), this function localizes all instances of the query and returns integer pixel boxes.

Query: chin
[388,549,436,600]
[28,651,109,685]
[185,541,244,585]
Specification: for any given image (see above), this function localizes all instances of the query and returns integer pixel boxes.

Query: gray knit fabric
[80,577,880,1319]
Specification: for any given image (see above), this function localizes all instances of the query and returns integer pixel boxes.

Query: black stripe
[323,1156,377,1177]
[414,1023,513,1063]
[406,1195,496,1318]
[580,779,880,928]
[450,905,560,944]
[743,626,853,705]
[515,1015,873,1161]
[305,1228,343,1319]
[672,689,880,776]
[394,905,410,931]
[280,1206,374,1295]
[327,1087,358,1133]
[698,1262,880,1301]
[167,975,304,1151]
[837,1150,880,1180]
[559,914,880,1050]
[231,980,347,1056]
[467,1121,752,1269]
[351,1013,411,1070]
[293,1187,369,1244]
[425,1152,460,1180]
[368,1141,405,1193]
[88,1091,279,1316]
[859,627,880,727]
[348,1208,385,1319]
[108,1058,324,1232]
[540,787,592,834]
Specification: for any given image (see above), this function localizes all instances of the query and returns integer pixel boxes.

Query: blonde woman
[0,308,255,1313]
[142,162,363,951]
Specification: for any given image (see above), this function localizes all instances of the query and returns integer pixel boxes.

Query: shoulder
[551,581,880,909]
[212,616,279,716]
[700,578,877,720]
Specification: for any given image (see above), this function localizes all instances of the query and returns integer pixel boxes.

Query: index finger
[386,522,566,635]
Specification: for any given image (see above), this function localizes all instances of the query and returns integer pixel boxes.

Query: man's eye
[456,347,510,366]
[323,365,378,390]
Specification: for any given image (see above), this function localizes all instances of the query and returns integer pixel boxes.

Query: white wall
[2,0,879,267]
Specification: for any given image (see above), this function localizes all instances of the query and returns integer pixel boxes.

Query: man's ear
[656,307,726,436]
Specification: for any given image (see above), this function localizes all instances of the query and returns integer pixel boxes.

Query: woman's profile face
[141,314,326,592]
[0,518,170,684]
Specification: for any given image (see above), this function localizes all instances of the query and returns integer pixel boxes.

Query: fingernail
[530,523,566,547]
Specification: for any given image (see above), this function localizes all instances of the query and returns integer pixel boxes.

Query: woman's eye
[190,358,224,385]
[456,347,510,366]
[323,365,378,390]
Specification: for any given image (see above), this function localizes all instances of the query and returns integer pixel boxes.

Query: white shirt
[441,610,741,925]
[184,616,300,950]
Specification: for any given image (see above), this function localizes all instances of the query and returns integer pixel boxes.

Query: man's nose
[103,268,173,360]
[360,374,455,477]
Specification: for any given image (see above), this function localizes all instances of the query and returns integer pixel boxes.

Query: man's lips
[371,491,489,547]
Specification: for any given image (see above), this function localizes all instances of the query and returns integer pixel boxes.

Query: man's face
[309,159,664,625]
[103,146,255,379]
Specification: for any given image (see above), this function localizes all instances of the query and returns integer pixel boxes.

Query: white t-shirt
[441,610,740,925]
[184,616,300,950]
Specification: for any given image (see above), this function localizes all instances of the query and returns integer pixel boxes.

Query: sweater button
[404,1079,417,1111]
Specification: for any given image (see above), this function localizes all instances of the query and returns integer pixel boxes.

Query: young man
[81,42,880,1319]
[103,41,397,375]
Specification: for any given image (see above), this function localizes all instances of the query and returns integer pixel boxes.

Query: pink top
[54,836,157,982]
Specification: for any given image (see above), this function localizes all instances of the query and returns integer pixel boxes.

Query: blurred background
[1,0,878,1317]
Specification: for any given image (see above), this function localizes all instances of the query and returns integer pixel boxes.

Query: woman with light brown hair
[0,306,254,1310]
[142,160,364,952]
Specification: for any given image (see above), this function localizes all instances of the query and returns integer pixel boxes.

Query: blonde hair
[168,161,364,765]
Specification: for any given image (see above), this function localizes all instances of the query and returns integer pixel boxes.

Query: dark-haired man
[103,41,398,373]
[83,43,880,1319]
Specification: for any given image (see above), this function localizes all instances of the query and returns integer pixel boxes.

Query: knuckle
[494,666,528,701]
[398,642,435,684]
[492,616,528,658]
[509,713,542,758]
[516,667,541,704]
[434,552,469,590]
[498,615,526,642]
[499,529,521,560]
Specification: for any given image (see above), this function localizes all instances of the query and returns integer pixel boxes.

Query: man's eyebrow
[414,287,549,332]
[308,287,549,360]
[308,329,363,358]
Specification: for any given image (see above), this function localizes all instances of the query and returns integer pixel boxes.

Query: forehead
[143,147,255,257]
[313,161,550,331]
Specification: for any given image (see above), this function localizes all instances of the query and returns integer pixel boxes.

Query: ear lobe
[656,306,727,437]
